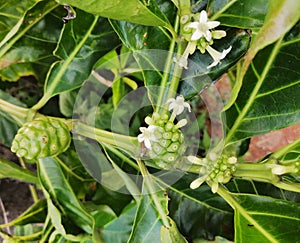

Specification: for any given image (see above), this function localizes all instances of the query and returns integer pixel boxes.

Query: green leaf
[55,0,173,28]
[0,0,40,41]
[245,0,300,64]
[0,157,38,184]
[128,192,164,242]
[0,115,19,146]
[112,78,125,108]
[0,1,61,82]
[232,194,300,242]
[225,23,300,143]
[34,10,120,109]
[225,1,300,111]
[179,28,250,99]
[59,89,78,117]
[103,202,136,243]
[84,203,117,228]
[37,157,93,234]
[208,0,269,28]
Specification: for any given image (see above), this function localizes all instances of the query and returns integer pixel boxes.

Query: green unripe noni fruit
[145,113,186,168]
[11,117,71,160]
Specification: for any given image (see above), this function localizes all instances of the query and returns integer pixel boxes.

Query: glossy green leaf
[0,0,40,41]
[225,23,300,143]
[0,157,38,184]
[224,1,300,110]
[246,0,300,63]
[59,89,78,117]
[84,203,116,228]
[128,191,166,242]
[103,202,136,243]
[37,157,93,234]
[0,114,19,146]
[232,194,300,242]
[208,0,269,28]
[55,0,173,28]
[34,10,120,109]
[179,28,250,99]
[0,1,61,82]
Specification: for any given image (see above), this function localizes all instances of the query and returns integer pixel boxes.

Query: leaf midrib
[225,36,284,144]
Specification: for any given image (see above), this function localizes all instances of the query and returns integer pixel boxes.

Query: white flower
[186,10,220,41]
[206,45,232,69]
[166,95,191,116]
[174,42,196,69]
[137,125,158,149]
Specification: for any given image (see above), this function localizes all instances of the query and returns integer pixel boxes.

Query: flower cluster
[175,10,232,69]
[137,96,191,168]
[188,153,237,193]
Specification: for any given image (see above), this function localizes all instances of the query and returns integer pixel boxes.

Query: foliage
[0,0,300,242]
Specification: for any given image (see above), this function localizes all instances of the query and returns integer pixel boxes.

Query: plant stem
[272,137,300,159]
[19,158,39,203]
[234,163,278,183]
[0,99,30,125]
[156,15,180,111]
[73,121,139,157]
[136,159,170,228]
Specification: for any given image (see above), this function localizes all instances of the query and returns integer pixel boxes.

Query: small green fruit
[11,117,71,160]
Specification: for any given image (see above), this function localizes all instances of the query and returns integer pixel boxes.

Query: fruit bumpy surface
[11,117,71,160]
[145,113,186,169]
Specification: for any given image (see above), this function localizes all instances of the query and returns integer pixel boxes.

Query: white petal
[220,46,232,59]
[211,182,219,193]
[204,30,212,42]
[144,139,152,149]
[184,102,191,112]
[212,30,226,39]
[207,61,219,69]
[190,176,206,189]
[137,134,144,142]
[166,98,175,104]
[187,156,206,166]
[206,21,220,29]
[191,30,203,41]
[199,10,208,23]
[186,22,199,29]
[176,119,187,128]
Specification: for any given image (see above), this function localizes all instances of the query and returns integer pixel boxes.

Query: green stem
[234,163,278,183]
[73,121,139,157]
[102,144,139,171]
[165,42,185,102]
[272,181,300,193]
[136,159,171,228]
[272,137,300,159]
[156,15,180,111]
[0,98,30,125]
[19,158,39,203]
